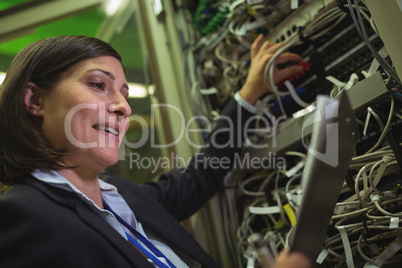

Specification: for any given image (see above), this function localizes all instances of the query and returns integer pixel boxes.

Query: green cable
[201,7,229,35]
[194,0,230,35]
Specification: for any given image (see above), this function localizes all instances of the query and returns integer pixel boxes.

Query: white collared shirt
[31,169,188,268]
[234,91,257,114]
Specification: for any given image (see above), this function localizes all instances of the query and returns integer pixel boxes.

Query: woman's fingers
[273,52,305,84]
[251,35,284,58]
[275,52,304,64]
[242,34,305,103]
[274,65,304,84]
[259,40,281,54]
[251,34,265,58]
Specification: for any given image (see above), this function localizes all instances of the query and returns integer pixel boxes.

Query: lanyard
[102,201,176,268]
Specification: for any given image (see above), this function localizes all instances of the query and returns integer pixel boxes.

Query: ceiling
[0,0,29,10]
[0,0,145,80]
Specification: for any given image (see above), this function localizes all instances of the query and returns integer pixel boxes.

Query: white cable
[363,234,402,267]
[264,38,299,94]
[373,199,402,218]
[366,96,394,154]
[229,0,245,12]
[284,80,309,107]
[337,225,355,268]
[240,174,267,196]
[354,165,372,205]
[363,156,393,199]
[326,76,346,87]
[344,73,359,90]
[367,107,385,130]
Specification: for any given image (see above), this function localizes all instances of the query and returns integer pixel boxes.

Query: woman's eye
[89,82,105,90]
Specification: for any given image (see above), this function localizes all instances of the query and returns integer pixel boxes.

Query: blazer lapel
[22,177,154,268]
[115,184,219,268]
[74,202,153,267]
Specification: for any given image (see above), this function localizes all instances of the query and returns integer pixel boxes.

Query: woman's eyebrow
[85,68,128,89]
[86,68,115,80]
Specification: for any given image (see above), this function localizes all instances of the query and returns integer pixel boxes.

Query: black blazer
[0,99,253,268]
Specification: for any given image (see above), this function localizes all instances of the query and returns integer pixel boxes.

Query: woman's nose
[108,96,132,117]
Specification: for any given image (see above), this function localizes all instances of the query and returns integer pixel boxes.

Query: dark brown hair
[0,35,123,185]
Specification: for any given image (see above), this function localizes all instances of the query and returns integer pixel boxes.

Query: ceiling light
[148,84,155,95]
[105,0,123,16]
[0,72,6,85]
[128,83,148,98]
[153,0,164,19]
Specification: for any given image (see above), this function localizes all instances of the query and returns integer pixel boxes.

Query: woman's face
[39,56,132,171]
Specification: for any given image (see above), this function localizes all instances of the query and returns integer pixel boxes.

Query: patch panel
[278,17,384,115]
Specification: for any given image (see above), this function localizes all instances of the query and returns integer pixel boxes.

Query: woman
[0,35,310,268]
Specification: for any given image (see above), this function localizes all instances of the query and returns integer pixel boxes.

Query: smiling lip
[93,123,120,141]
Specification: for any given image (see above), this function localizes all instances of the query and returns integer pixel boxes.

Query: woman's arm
[143,35,304,220]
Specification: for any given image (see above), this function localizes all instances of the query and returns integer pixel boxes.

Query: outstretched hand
[239,34,304,105]
[271,249,311,268]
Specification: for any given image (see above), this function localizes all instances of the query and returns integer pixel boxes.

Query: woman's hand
[272,249,311,268]
[239,34,304,105]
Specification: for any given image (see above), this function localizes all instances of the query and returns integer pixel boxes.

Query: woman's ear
[24,82,44,117]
